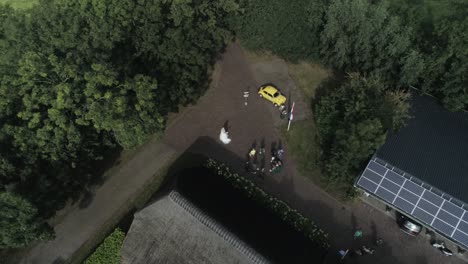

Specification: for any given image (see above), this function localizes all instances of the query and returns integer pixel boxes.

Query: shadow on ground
[142,137,411,264]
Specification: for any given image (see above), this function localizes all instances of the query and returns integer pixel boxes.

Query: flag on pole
[289,102,295,121]
[287,102,295,131]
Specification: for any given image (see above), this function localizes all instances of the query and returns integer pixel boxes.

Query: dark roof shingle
[376,93,468,204]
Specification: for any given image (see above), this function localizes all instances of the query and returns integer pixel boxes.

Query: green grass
[83,228,125,264]
[287,61,330,102]
[0,0,37,10]
[282,121,322,183]
[243,49,277,64]
[282,120,349,200]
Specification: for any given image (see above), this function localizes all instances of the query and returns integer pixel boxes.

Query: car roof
[404,221,421,231]
[263,85,279,94]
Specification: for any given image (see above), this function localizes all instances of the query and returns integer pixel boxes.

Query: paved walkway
[17,141,178,264]
[14,42,466,264]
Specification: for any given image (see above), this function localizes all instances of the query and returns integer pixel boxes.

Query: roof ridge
[169,191,271,264]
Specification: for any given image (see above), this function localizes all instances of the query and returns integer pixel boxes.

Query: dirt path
[164,42,465,264]
[16,141,178,264]
[15,42,465,264]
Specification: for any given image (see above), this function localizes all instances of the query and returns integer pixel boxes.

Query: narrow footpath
[16,42,465,264]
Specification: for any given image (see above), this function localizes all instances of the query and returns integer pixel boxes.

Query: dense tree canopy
[315,74,410,194]
[0,191,54,248]
[0,0,239,247]
[234,0,328,61]
[320,0,412,85]
[237,0,468,110]
[390,0,468,111]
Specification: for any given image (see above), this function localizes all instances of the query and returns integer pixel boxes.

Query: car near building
[398,214,423,236]
[258,84,286,107]
[355,90,468,251]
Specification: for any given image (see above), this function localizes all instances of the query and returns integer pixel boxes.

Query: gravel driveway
[164,42,466,264]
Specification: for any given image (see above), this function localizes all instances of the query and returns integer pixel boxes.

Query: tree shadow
[78,189,95,209]
[52,257,65,264]
[311,72,345,109]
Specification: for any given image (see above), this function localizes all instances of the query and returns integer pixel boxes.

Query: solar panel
[356,157,468,249]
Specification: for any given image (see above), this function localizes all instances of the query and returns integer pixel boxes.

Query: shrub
[205,159,330,249]
[84,228,125,264]
[315,74,410,195]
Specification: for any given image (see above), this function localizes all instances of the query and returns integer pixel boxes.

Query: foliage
[390,0,468,111]
[0,0,239,246]
[235,0,328,61]
[315,74,410,193]
[84,228,125,264]
[236,0,468,110]
[320,0,412,85]
[0,0,36,10]
[0,191,54,248]
[205,159,330,249]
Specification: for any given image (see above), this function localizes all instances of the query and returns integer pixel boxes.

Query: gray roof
[121,191,269,264]
[376,93,468,204]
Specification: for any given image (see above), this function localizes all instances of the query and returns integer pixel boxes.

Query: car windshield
[273,92,279,97]
[404,221,421,232]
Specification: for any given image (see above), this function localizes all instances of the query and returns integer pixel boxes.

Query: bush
[205,159,329,249]
[234,0,327,61]
[315,74,410,195]
[84,228,125,264]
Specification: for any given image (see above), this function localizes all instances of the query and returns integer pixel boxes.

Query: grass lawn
[287,62,330,103]
[243,48,330,102]
[0,0,37,9]
[282,120,322,182]
[244,49,277,64]
[281,121,350,200]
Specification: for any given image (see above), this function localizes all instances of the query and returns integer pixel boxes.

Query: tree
[0,191,54,248]
[315,74,410,193]
[325,119,386,185]
[235,0,327,61]
[320,0,411,85]
[391,0,468,110]
[0,0,240,245]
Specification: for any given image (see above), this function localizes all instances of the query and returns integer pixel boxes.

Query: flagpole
[287,102,295,131]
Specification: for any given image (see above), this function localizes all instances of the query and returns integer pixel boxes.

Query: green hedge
[84,228,125,264]
[205,159,329,249]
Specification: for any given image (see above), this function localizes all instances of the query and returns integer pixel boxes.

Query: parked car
[258,84,286,107]
[398,215,422,236]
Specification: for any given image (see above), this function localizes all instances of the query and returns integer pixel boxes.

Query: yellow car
[258,85,286,107]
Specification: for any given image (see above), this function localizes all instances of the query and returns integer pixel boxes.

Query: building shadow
[138,136,406,264]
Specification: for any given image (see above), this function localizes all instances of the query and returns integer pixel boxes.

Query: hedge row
[205,159,330,249]
[84,228,125,264]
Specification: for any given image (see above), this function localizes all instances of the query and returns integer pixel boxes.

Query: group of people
[245,144,284,176]
[339,229,382,261]
[269,147,284,173]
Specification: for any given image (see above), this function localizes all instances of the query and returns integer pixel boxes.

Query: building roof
[356,92,468,249]
[376,93,468,204]
[122,165,328,264]
[122,191,268,264]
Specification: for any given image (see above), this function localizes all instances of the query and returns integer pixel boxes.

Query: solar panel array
[356,157,468,249]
